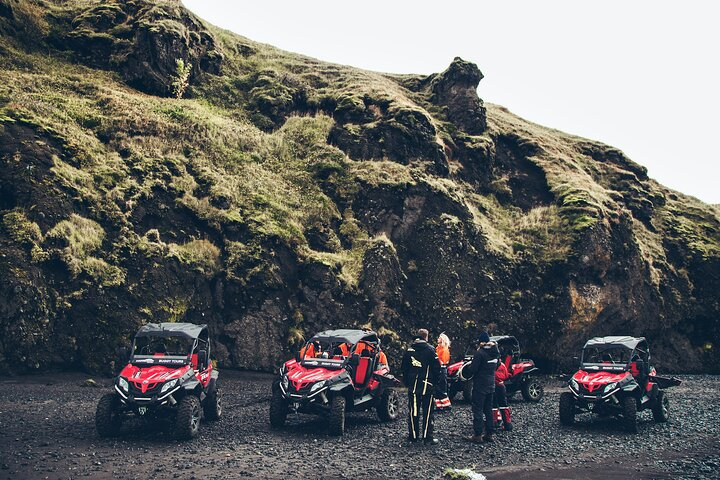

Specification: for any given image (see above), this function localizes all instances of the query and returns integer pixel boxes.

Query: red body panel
[120,361,212,392]
[286,363,347,391]
[510,361,533,376]
[448,361,464,376]
[120,364,189,393]
[573,370,630,393]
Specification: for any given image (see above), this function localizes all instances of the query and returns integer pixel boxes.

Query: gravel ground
[0,372,718,480]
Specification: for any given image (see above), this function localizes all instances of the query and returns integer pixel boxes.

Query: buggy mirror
[116,346,130,364]
[198,349,208,369]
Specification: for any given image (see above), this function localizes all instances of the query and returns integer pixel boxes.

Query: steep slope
[0,0,718,373]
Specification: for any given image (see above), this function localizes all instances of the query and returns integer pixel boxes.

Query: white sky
[184,0,720,204]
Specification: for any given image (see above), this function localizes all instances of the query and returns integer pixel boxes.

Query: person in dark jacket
[401,328,442,445]
[463,331,500,443]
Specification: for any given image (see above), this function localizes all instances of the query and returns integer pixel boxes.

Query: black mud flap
[651,375,682,389]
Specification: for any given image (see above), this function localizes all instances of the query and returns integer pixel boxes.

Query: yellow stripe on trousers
[424,395,434,438]
[410,377,418,439]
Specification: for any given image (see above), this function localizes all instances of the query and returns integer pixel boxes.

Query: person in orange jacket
[354,341,390,371]
[494,360,513,431]
[434,333,452,411]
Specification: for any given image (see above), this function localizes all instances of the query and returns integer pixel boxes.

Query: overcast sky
[184,0,719,204]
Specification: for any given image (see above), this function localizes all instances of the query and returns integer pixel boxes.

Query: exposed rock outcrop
[431,57,487,135]
[0,0,717,375]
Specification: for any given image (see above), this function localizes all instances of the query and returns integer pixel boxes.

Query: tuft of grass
[167,239,221,277]
[46,214,125,285]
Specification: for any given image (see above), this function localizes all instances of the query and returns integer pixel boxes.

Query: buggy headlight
[161,379,178,393]
[604,382,617,392]
[117,376,129,392]
[570,379,579,391]
[281,375,289,390]
[310,381,326,392]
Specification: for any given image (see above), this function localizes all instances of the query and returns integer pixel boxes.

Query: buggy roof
[135,323,207,340]
[309,329,377,345]
[584,336,646,350]
[490,335,518,344]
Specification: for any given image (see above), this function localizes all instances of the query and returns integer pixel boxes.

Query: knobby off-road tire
[621,396,638,433]
[269,390,288,428]
[521,378,544,402]
[652,390,670,423]
[559,392,575,426]
[328,395,346,436]
[463,381,473,403]
[96,393,122,437]
[204,388,222,421]
[176,395,202,440]
[377,388,400,422]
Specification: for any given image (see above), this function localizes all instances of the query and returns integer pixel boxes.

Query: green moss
[2,209,43,245]
[167,239,221,277]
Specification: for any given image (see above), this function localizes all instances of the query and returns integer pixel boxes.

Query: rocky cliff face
[1,0,718,374]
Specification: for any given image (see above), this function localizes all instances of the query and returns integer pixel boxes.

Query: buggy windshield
[581,345,632,371]
[300,338,352,363]
[131,336,194,366]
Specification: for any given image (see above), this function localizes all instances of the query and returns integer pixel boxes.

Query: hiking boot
[468,434,484,444]
[424,438,439,446]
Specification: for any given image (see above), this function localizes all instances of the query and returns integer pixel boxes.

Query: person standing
[494,360,513,431]
[401,328,441,445]
[464,332,500,443]
[434,333,452,412]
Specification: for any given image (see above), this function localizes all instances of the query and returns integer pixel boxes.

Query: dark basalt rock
[430,57,487,135]
[329,106,449,175]
[59,0,223,97]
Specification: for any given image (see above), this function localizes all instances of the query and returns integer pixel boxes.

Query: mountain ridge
[0,0,718,374]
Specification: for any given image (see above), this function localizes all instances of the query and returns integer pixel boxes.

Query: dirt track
[0,372,718,479]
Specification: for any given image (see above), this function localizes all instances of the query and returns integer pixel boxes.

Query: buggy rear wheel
[521,378,544,402]
[269,389,288,428]
[462,380,473,403]
[377,388,399,422]
[559,392,575,426]
[652,390,670,423]
[176,395,202,440]
[204,388,222,421]
[96,393,123,437]
[328,395,346,436]
[621,396,638,433]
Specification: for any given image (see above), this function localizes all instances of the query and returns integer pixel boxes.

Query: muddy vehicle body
[95,323,221,440]
[560,336,681,432]
[447,335,544,402]
[270,329,400,435]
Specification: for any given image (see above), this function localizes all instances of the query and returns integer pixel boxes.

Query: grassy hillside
[1,0,718,373]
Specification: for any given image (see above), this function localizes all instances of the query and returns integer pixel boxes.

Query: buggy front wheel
[521,378,544,402]
[377,388,399,422]
[96,394,123,437]
[328,395,346,436]
[621,396,638,433]
[652,390,670,423]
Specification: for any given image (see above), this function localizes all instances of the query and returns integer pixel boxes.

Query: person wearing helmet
[401,328,441,445]
[464,331,500,443]
[434,333,452,412]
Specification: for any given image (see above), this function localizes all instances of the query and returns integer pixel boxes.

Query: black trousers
[472,391,494,436]
[408,390,435,440]
[437,367,448,398]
